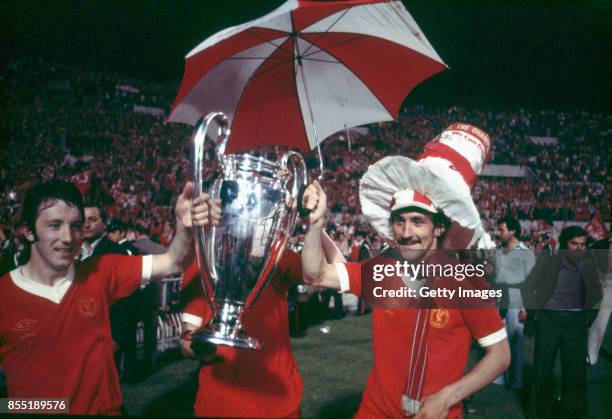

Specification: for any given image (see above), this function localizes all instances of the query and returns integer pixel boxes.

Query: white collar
[90,234,105,250]
[10,264,75,304]
[81,234,105,260]
[500,241,529,254]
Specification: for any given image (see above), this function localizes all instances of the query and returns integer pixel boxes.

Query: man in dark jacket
[81,206,129,259]
[522,226,602,419]
[107,219,140,256]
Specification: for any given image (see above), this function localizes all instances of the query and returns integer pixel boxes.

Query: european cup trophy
[190,112,307,349]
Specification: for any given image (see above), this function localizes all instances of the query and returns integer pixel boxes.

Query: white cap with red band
[359,123,494,248]
[390,189,438,214]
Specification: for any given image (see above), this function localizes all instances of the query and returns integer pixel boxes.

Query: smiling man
[302,181,509,419]
[301,124,510,418]
[0,179,210,415]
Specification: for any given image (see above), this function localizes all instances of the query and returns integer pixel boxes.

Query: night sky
[1,0,610,111]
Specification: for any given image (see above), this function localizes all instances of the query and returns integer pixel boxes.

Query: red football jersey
[0,255,143,415]
[181,250,303,418]
[341,255,505,419]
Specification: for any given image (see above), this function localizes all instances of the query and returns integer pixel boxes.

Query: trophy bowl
[190,112,307,350]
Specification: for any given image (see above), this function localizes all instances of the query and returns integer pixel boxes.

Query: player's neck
[503,237,519,253]
[23,253,71,286]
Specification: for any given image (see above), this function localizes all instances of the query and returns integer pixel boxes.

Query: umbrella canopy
[168,0,446,154]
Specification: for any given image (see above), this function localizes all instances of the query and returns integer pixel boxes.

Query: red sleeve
[271,250,303,293]
[95,254,143,300]
[277,250,302,279]
[461,308,505,341]
[180,261,211,322]
[458,274,505,341]
[345,262,362,296]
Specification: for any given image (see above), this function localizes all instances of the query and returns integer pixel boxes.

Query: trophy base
[192,329,263,350]
[191,301,262,350]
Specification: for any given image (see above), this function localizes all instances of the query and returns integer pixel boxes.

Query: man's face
[83,207,105,242]
[567,235,587,256]
[391,211,442,262]
[28,200,83,272]
[497,223,514,244]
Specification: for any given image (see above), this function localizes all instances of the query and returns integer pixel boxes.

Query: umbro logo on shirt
[13,319,38,331]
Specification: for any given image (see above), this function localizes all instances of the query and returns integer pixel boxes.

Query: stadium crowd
[1,58,609,249]
[2,56,608,317]
[0,54,610,417]
[0,56,608,279]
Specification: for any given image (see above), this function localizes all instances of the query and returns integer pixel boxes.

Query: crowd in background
[0,56,610,406]
[1,56,610,265]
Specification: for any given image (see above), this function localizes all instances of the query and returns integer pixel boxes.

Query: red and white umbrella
[168,0,446,156]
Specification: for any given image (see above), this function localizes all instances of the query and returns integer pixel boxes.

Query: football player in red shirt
[0,179,211,415]
[179,195,345,417]
[300,178,510,419]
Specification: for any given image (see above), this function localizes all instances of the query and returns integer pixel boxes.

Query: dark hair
[498,216,521,239]
[559,225,588,250]
[107,218,126,233]
[84,203,107,223]
[20,180,85,239]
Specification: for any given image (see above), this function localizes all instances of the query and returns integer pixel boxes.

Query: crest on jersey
[429,308,450,329]
[77,296,97,318]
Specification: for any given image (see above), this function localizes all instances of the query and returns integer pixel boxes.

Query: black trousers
[530,310,587,419]
[124,289,159,376]
[321,289,344,318]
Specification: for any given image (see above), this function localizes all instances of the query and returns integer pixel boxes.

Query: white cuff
[141,255,153,286]
[334,263,350,293]
[478,327,507,347]
[181,312,204,328]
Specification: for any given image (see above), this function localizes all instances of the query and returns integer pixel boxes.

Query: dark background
[1,0,610,111]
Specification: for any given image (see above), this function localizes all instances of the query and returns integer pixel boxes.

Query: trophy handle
[191,112,230,313]
[280,150,308,235]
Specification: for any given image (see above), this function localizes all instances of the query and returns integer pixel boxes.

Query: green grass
[123,314,612,417]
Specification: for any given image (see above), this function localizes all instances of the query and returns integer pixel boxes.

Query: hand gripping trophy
[190,112,307,349]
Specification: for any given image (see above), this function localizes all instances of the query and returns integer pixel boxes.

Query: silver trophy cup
[191,112,307,350]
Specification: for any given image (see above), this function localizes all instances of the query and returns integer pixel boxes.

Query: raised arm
[150,182,221,281]
[301,181,341,289]
[321,230,346,264]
